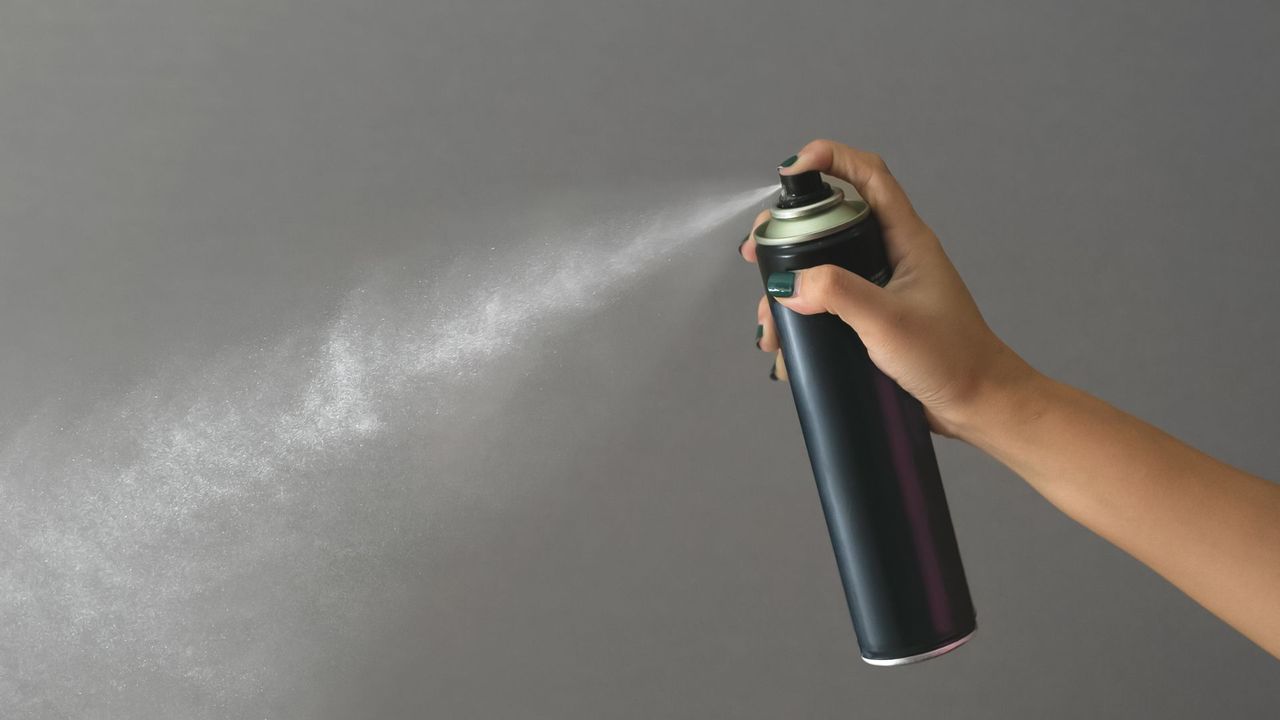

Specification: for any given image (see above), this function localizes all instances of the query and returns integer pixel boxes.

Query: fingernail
[768,363,778,381]
[737,233,750,258]
[778,154,798,169]
[755,324,763,348]
[765,271,796,298]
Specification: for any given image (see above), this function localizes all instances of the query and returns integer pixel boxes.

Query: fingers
[756,295,779,352]
[748,294,785,383]
[770,352,788,382]
[780,139,922,235]
[745,211,781,381]
[751,141,924,385]
[756,296,784,383]
[767,265,896,338]
[738,209,770,264]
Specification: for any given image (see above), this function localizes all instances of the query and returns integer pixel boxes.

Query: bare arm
[964,370,1280,658]
[742,138,1280,659]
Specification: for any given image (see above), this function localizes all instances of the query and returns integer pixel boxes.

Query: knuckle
[803,265,842,299]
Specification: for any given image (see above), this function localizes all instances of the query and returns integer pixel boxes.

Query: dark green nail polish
[755,324,763,348]
[778,154,798,169]
[769,365,778,381]
[738,233,750,257]
[766,271,796,298]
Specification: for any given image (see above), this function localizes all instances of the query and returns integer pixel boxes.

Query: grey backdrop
[1,1,1278,718]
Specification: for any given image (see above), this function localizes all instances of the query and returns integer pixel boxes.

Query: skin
[743,139,1280,660]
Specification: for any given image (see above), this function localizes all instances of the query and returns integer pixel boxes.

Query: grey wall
[2,1,1278,718]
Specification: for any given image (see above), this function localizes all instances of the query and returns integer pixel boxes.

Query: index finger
[781,139,922,234]
[739,209,771,264]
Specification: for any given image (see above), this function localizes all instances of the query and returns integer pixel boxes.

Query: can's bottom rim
[861,627,976,667]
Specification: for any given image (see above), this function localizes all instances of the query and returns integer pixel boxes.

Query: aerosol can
[754,168,976,665]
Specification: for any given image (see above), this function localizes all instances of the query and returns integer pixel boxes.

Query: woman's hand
[744,141,1280,660]
[742,139,1035,439]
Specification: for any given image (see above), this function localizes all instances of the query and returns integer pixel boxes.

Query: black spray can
[755,170,976,665]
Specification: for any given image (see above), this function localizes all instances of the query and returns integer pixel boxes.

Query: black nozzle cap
[777,169,833,209]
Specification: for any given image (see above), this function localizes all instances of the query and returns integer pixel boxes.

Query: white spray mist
[0,183,775,717]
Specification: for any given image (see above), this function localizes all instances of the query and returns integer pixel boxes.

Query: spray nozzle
[776,169,834,209]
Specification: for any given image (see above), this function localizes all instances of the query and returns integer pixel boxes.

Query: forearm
[958,363,1280,658]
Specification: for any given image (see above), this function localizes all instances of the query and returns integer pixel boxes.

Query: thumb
[767,264,896,337]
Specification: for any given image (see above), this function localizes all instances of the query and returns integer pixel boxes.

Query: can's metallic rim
[860,628,976,667]
[754,188,872,247]
[753,217,864,246]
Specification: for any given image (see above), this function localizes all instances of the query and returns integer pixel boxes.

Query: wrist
[948,345,1052,450]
